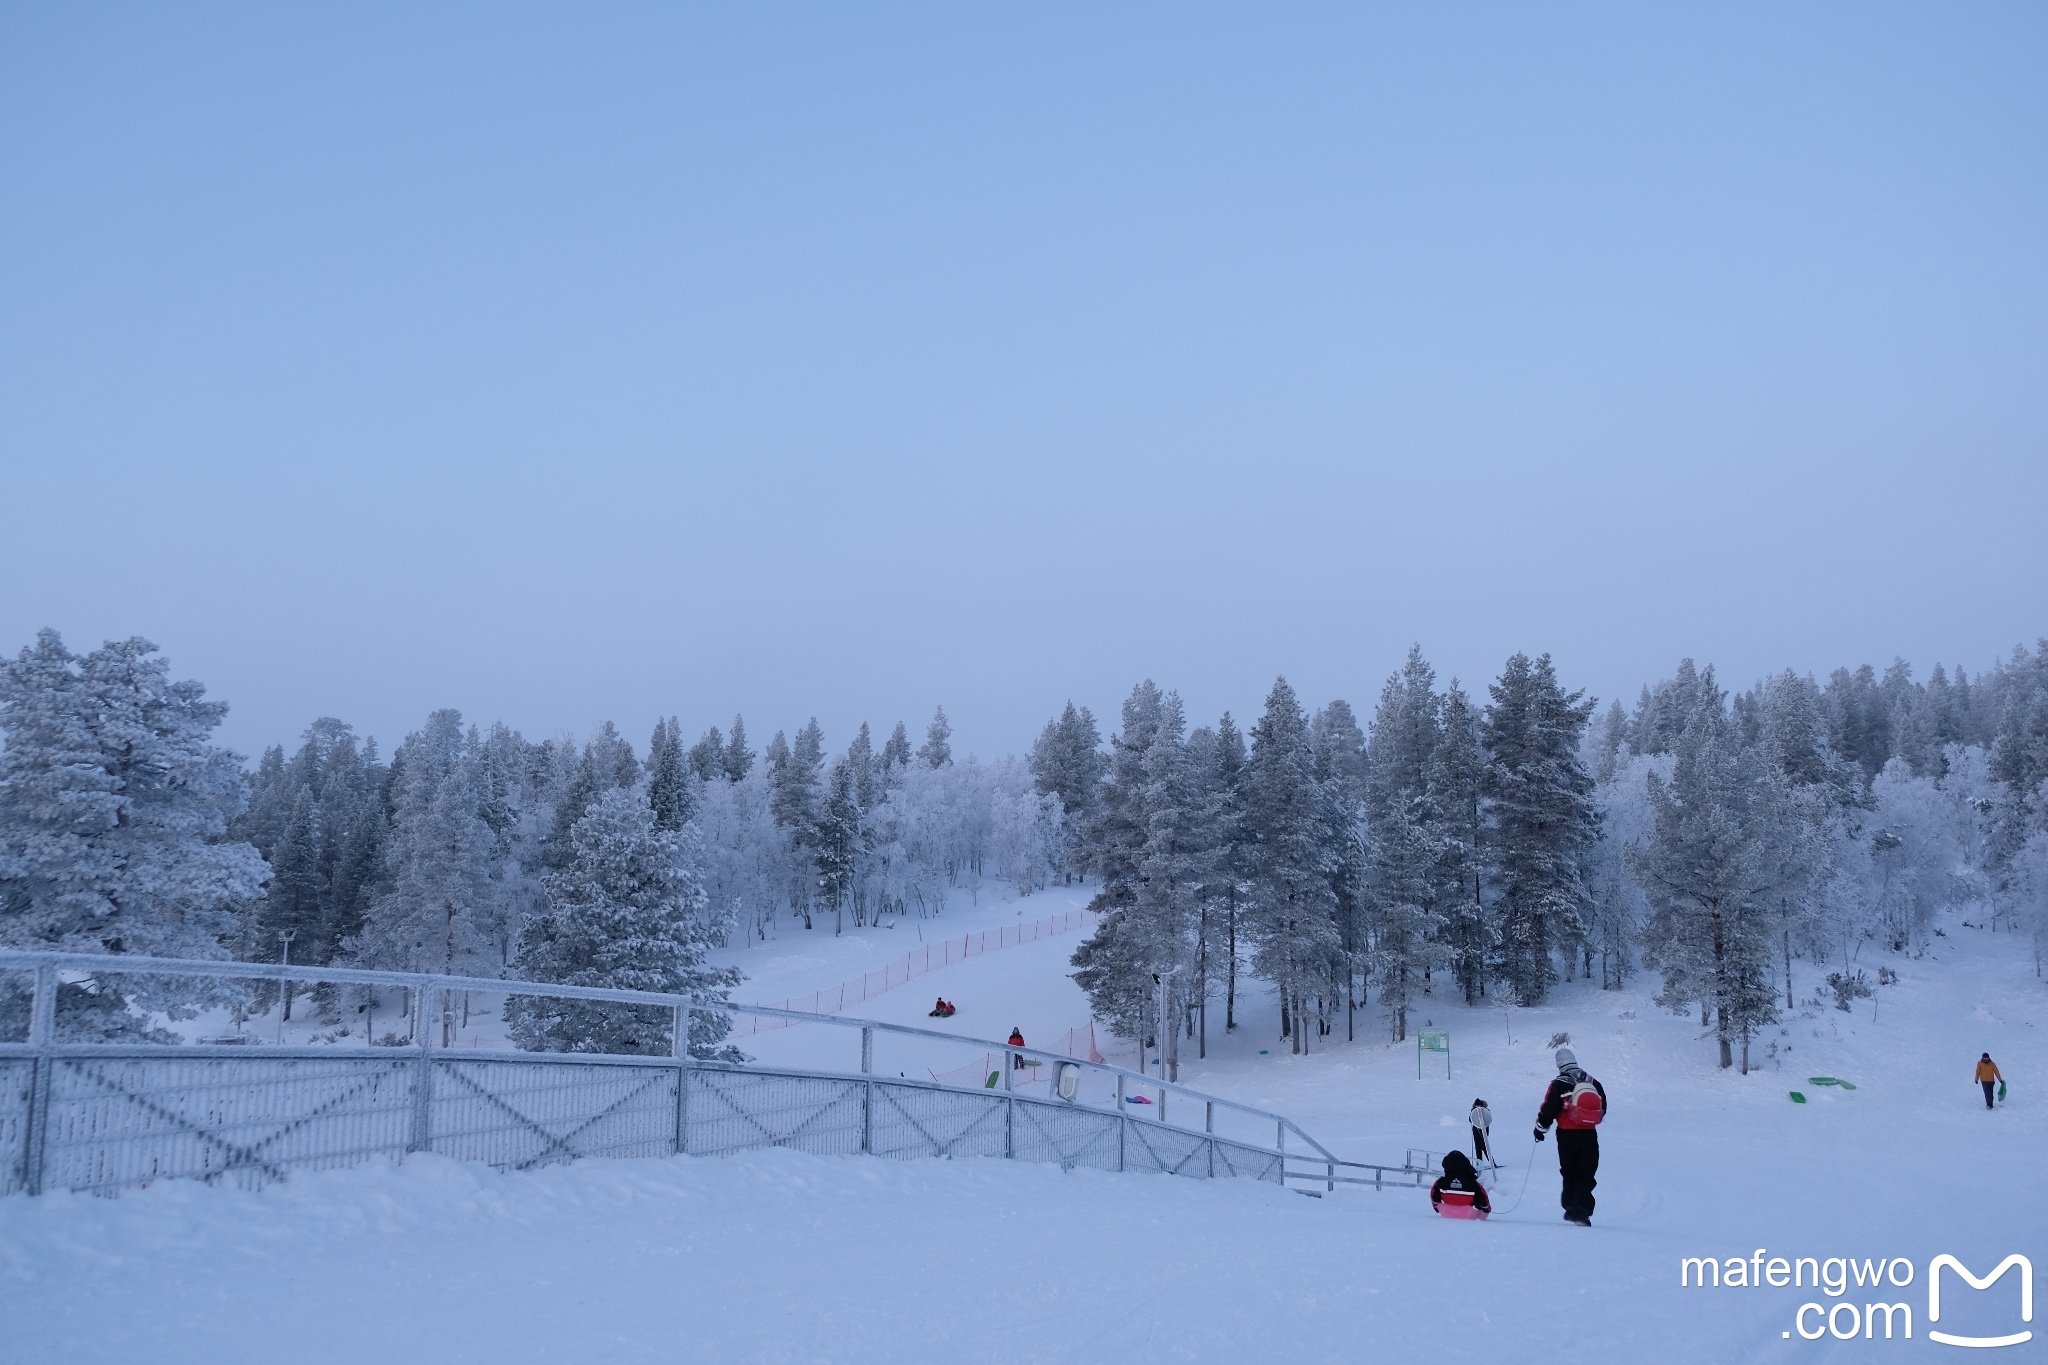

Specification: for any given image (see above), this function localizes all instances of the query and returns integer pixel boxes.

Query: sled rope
[1489,1132,1541,1216]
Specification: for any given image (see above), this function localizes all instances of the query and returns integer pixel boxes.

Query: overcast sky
[3,4,2043,761]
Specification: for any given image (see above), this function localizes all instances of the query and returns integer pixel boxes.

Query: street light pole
[277,929,298,1040]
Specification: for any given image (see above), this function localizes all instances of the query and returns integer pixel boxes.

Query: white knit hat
[1554,1047,1578,1069]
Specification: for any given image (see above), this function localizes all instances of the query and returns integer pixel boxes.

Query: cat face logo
[1929,1255,2032,1349]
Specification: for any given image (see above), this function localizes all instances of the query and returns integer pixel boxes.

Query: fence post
[409,987,436,1154]
[23,965,56,1195]
[1205,1100,1213,1134]
[860,1027,872,1075]
[1005,1094,1015,1159]
[1116,1073,1126,1171]
[684,998,700,1162]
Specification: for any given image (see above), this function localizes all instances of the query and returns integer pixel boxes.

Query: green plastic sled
[1789,1091,1807,1103]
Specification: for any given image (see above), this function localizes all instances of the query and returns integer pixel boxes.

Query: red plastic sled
[1434,1189,1489,1220]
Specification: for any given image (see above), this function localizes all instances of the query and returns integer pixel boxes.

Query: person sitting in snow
[1430,1150,1491,1220]
[929,998,956,1018]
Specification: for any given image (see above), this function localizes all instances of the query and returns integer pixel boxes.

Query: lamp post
[276,929,298,1040]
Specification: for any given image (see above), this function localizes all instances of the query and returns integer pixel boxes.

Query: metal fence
[0,950,1319,1197]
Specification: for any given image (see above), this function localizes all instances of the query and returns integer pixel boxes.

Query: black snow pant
[1556,1129,1599,1222]
[1983,1081,1997,1109]
[1471,1127,1491,1162]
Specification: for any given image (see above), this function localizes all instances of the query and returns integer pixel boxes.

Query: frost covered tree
[1582,749,1665,991]
[1132,695,1206,1077]
[1631,675,1780,1070]
[1362,649,1447,1040]
[543,721,638,871]
[1481,652,1598,1005]
[918,707,954,769]
[646,717,693,833]
[235,717,390,979]
[506,788,740,1058]
[988,755,1062,898]
[0,632,267,1038]
[768,720,825,928]
[881,721,914,773]
[1030,701,1103,880]
[687,724,727,783]
[348,711,504,992]
[1429,683,1490,1002]
[696,763,781,943]
[1310,698,1368,1039]
[1243,677,1340,1052]
[815,759,860,935]
[1071,687,1234,1068]
[722,717,754,782]
[1208,712,1251,1034]
[1082,681,1167,917]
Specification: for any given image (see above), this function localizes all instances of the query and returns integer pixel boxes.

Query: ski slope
[1,903,2040,1363]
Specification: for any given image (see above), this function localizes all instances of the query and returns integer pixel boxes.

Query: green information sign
[1417,1029,1450,1079]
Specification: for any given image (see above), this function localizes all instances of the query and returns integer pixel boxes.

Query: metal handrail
[1281,1154,1435,1193]
[0,948,1340,1163]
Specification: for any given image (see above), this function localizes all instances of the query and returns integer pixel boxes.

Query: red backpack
[1560,1078,1604,1128]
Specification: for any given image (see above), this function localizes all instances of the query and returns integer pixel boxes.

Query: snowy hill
[1,908,2038,1363]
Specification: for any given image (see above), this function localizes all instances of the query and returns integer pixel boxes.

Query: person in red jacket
[1430,1149,1491,1220]
[1534,1047,1607,1227]
[1008,1027,1026,1068]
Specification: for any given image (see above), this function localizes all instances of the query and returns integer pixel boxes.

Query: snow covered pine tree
[0,631,267,1039]
[506,787,741,1058]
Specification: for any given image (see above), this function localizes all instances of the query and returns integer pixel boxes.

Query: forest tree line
[3,627,2047,1073]
[1054,645,2048,1077]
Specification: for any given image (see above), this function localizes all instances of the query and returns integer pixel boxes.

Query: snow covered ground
[3,908,2042,1362]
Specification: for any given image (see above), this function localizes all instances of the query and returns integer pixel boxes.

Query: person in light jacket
[1468,1098,1494,1164]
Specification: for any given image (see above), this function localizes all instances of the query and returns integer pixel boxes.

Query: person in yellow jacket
[1976,1053,2002,1109]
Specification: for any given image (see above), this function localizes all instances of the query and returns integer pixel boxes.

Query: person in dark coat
[1534,1047,1607,1227]
[1430,1149,1492,1219]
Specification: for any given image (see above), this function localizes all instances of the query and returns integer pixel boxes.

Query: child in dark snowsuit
[1430,1150,1491,1220]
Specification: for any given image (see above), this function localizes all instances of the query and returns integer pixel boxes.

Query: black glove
[1532,1127,1546,1143]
